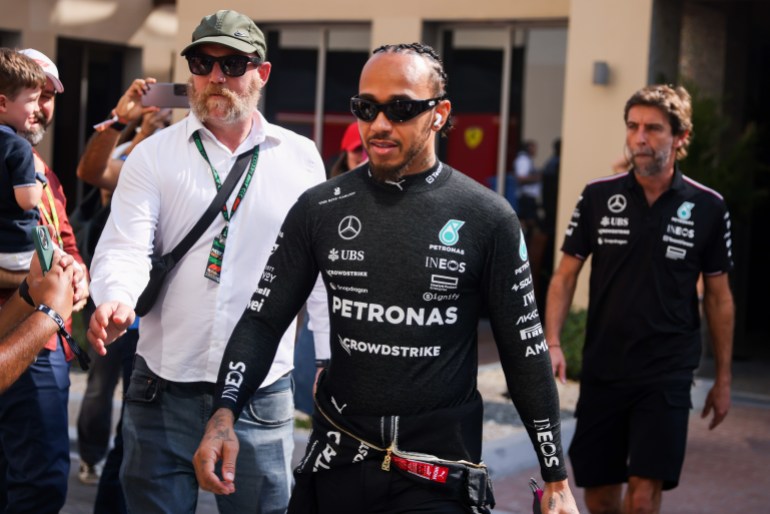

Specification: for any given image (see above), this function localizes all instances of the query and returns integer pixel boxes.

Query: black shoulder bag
[134,147,255,316]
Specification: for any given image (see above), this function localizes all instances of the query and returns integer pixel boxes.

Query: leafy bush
[560,308,586,381]
[682,82,769,222]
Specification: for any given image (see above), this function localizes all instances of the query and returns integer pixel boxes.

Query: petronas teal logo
[519,229,528,261]
[677,201,695,220]
[439,220,465,246]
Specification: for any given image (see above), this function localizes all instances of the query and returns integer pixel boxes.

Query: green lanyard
[192,131,260,282]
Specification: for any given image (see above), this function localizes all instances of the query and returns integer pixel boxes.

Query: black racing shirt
[562,168,733,385]
[216,162,567,480]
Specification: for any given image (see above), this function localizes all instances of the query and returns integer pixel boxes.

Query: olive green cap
[181,10,266,59]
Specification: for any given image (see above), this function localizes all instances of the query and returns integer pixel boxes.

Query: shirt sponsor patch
[338,335,441,358]
[665,245,687,260]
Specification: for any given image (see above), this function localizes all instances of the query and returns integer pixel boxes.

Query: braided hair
[372,43,454,137]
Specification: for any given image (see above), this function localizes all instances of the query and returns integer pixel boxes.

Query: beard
[626,144,671,177]
[188,76,262,124]
[368,119,433,183]
[21,111,48,147]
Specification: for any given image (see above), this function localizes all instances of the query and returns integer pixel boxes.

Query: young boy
[0,48,46,270]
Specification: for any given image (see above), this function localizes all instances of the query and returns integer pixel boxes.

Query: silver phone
[141,83,189,108]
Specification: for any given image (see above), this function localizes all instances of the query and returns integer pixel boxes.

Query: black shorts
[568,381,692,490]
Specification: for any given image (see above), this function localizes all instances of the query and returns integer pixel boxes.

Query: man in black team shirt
[193,43,579,514]
[545,84,734,514]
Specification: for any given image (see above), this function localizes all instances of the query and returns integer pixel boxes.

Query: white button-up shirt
[90,111,329,385]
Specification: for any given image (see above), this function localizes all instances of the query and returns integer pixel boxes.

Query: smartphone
[141,82,189,108]
[32,226,54,275]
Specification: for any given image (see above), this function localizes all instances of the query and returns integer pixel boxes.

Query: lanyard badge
[193,132,259,284]
[204,229,227,283]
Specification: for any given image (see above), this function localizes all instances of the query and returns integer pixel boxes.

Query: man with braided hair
[546,84,734,514]
[194,42,578,514]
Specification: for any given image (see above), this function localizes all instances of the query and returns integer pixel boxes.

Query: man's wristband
[36,303,66,330]
[110,120,127,132]
[18,278,35,307]
[315,359,330,369]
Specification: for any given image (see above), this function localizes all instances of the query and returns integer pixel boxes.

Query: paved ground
[60,320,770,513]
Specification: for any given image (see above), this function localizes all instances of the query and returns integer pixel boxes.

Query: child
[0,48,46,270]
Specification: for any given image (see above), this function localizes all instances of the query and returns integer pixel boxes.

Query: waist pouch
[389,448,495,513]
[290,383,495,514]
[134,254,173,317]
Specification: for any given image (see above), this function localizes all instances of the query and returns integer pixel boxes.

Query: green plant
[682,83,770,222]
[560,308,586,381]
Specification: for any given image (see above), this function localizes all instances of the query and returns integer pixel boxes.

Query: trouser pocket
[124,356,164,404]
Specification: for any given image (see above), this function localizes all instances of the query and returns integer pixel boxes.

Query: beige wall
[0,0,170,70]
[558,0,654,307]
[0,0,177,162]
[175,0,570,82]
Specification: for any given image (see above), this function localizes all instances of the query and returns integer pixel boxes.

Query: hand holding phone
[141,83,189,108]
[32,226,55,275]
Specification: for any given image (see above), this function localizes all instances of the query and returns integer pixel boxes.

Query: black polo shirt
[562,168,733,385]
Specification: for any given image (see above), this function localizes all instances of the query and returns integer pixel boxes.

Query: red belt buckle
[391,455,449,483]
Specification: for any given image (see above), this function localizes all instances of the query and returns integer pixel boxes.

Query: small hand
[541,480,580,513]
[30,252,75,320]
[549,345,567,384]
[194,408,239,495]
[113,77,159,123]
[701,381,731,430]
[86,301,136,355]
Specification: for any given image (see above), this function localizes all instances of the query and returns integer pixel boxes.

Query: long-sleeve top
[213,162,567,481]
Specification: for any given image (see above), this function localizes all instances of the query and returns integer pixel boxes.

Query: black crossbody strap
[166,147,255,266]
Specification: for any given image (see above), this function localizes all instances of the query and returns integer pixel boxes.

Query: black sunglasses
[350,96,444,123]
[186,54,261,78]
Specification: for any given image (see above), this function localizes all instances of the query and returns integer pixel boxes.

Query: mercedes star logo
[338,215,362,240]
[607,194,627,213]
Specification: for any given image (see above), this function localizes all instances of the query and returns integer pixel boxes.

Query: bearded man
[87,10,330,513]
[545,84,734,514]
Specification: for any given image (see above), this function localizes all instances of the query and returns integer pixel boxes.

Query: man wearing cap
[0,48,88,514]
[88,10,329,513]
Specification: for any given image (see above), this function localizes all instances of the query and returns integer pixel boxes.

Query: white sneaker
[78,463,100,485]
